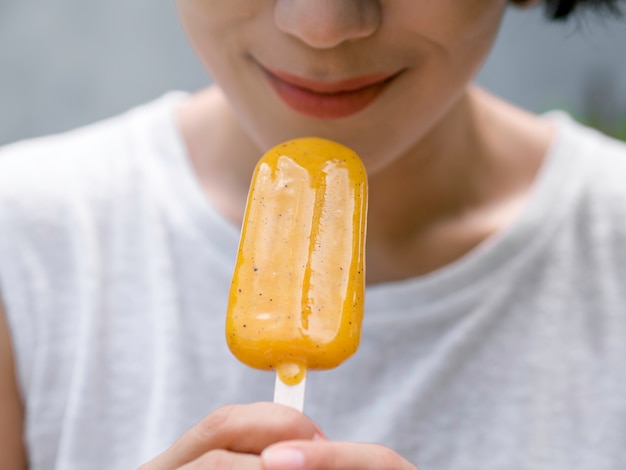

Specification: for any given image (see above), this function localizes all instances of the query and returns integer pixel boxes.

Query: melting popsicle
[226,137,368,397]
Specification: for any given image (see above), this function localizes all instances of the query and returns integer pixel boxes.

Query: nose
[274,0,381,49]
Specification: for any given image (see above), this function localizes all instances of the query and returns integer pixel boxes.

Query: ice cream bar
[226,137,368,386]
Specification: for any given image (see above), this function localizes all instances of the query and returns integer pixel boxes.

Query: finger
[139,403,321,470]
[178,449,260,470]
[261,440,418,470]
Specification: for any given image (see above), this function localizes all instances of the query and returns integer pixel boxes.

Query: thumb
[261,440,417,470]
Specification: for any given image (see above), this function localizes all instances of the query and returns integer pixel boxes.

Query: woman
[1,1,625,468]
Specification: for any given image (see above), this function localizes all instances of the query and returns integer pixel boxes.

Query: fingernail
[312,424,328,441]
[261,447,305,470]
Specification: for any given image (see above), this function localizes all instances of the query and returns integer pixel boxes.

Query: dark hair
[543,0,622,20]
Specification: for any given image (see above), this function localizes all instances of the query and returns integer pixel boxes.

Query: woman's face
[176,0,508,171]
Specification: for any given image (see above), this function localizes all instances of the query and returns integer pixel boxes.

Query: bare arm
[0,298,27,469]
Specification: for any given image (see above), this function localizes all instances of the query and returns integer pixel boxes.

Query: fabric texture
[1,93,626,469]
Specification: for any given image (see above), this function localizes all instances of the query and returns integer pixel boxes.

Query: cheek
[175,1,253,79]
[444,5,507,83]
[395,0,507,85]
[391,0,507,46]
[451,1,508,52]
[176,0,261,23]
[175,0,264,54]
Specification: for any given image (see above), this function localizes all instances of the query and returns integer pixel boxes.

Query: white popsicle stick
[273,374,306,412]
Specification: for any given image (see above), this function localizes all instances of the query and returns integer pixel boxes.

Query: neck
[175,86,264,225]
[365,86,553,283]
[177,85,553,284]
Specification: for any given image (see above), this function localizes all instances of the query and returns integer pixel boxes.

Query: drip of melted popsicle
[226,137,368,385]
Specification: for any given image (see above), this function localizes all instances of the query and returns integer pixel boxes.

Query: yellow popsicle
[226,137,368,386]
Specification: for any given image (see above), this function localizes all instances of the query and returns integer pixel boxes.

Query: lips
[261,65,400,119]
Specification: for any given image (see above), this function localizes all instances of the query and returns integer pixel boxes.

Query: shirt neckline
[149,92,242,262]
[365,112,591,314]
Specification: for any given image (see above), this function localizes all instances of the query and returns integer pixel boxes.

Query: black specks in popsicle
[238,288,242,293]
[253,267,259,272]
[243,324,247,328]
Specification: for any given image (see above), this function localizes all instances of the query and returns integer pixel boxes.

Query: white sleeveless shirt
[2,93,626,469]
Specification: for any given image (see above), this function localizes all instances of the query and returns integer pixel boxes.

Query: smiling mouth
[260,65,401,119]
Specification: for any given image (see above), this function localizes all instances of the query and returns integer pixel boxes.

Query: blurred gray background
[1,2,625,146]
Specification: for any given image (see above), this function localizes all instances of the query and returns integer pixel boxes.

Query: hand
[138,402,322,469]
[139,402,418,470]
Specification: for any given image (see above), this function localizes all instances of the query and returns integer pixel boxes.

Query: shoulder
[0,115,128,246]
[550,113,626,197]
[551,115,626,247]
[0,93,185,226]
[580,124,626,207]
[0,118,122,198]
[0,93,182,197]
